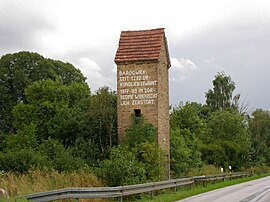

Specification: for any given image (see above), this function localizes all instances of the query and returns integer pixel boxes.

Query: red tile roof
[115,28,169,64]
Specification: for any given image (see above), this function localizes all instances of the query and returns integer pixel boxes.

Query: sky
[1,0,270,111]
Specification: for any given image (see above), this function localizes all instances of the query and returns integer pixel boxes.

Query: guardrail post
[173,186,176,193]
[173,180,176,193]
[189,182,193,190]
[151,184,154,199]
[203,180,207,187]
[151,191,154,199]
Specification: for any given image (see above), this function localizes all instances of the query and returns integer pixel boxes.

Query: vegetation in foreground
[0,51,270,195]
[0,167,269,202]
[0,169,102,199]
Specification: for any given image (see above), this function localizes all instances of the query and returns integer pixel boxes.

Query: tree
[169,102,204,177]
[12,79,91,146]
[88,86,117,157]
[11,81,116,165]
[205,72,236,111]
[201,110,251,169]
[170,102,207,136]
[248,109,270,166]
[0,51,86,133]
[1,78,90,172]
[170,129,202,177]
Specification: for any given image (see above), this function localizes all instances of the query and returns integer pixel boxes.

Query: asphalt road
[177,176,270,202]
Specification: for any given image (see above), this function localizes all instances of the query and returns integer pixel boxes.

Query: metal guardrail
[192,172,250,186]
[18,172,250,202]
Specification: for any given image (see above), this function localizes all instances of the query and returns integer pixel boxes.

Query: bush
[0,137,86,172]
[70,137,100,166]
[96,146,146,186]
[0,149,45,172]
[188,164,222,176]
[125,115,157,147]
[132,141,165,181]
[200,142,227,167]
[38,138,86,171]
[5,123,38,151]
[200,140,250,171]
[170,129,202,178]
[245,165,270,174]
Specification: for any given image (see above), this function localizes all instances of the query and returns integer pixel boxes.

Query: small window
[134,109,141,117]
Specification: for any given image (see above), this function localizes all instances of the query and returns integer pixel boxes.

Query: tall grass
[0,169,103,200]
[187,164,222,176]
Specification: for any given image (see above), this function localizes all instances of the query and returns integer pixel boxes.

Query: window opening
[134,109,141,117]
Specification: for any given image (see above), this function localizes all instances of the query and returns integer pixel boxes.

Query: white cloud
[76,57,111,91]
[171,58,184,70]
[78,57,101,71]
[1,0,270,109]
[170,58,199,82]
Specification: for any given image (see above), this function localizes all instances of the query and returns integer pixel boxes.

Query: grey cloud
[169,19,270,110]
[59,44,118,91]
[0,1,55,55]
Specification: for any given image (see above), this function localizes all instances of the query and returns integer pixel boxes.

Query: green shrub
[188,164,222,176]
[70,137,100,166]
[38,138,86,171]
[245,165,270,174]
[97,146,146,186]
[170,129,202,178]
[125,115,157,148]
[0,137,86,172]
[0,149,45,172]
[132,141,165,181]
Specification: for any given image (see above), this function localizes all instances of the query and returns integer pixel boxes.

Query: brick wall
[115,29,170,178]
[117,61,159,143]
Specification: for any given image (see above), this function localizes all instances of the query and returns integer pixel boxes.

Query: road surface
[177,176,270,202]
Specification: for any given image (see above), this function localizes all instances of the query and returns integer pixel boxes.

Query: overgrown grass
[1,167,269,202]
[187,164,222,176]
[136,173,270,202]
[0,168,104,202]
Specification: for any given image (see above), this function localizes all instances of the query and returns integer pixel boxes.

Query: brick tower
[114,28,171,177]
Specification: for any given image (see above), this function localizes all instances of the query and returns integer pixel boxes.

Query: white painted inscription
[119,70,157,106]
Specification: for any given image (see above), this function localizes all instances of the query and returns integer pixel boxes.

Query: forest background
[0,52,269,195]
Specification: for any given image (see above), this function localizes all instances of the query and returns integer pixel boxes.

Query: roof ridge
[115,28,166,63]
[122,28,164,33]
